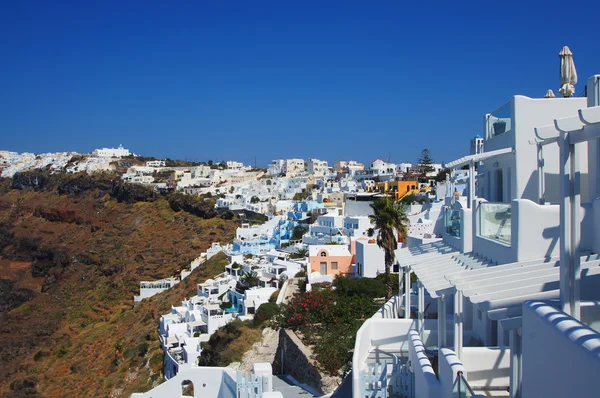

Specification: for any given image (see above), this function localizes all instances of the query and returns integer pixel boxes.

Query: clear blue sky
[1,1,599,167]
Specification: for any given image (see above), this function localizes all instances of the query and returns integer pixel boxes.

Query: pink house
[308,245,353,276]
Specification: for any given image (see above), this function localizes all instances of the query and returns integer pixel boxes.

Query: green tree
[417,149,434,175]
[434,167,450,182]
[291,225,309,240]
[291,248,308,259]
[240,270,260,288]
[369,197,409,299]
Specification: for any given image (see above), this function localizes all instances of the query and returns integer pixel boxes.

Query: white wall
[352,318,417,398]
[438,348,465,398]
[460,347,510,389]
[522,301,600,398]
[355,240,384,278]
[512,199,560,261]
[408,330,440,398]
[593,198,600,255]
[131,367,237,398]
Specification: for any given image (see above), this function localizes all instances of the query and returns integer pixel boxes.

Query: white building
[228,286,278,318]
[226,160,244,169]
[92,144,131,158]
[470,135,484,155]
[351,72,600,398]
[283,159,305,177]
[306,158,328,176]
[268,159,285,176]
[146,160,166,167]
[134,278,180,303]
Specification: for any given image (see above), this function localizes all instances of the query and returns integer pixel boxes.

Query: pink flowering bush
[277,285,378,375]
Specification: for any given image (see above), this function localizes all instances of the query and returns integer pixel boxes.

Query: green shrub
[254,302,280,327]
[123,343,149,359]
[55,345,68,358]
[294,270,306,278]
[268,290,280,303]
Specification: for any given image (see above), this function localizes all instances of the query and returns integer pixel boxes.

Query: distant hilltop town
[0,145,133,178]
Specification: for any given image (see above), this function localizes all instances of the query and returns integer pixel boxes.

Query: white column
[404,267,411,319]
[453,290,463,359]
[418,281,425,339]
[509,329,522,398]
[450,169,456,204]
[468,161,475,209]
[398,271,405,318]
[570,142,581,319]
[559,131,573,315]
[437,295,446,350]
[537,143,545,205]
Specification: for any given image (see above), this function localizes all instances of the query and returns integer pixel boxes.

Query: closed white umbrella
[558,46,577,97]
[544,89,556,98]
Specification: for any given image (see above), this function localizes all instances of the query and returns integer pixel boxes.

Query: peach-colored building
[309,245,353,276]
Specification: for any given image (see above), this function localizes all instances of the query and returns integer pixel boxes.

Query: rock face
[273,329,341,395]
[0,279,37,312]
[230,327,280,373]
[10,170,48,190]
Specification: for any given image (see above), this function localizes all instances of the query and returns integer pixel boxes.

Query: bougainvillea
[277,285,379,376]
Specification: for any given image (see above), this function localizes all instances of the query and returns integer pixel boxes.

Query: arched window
[320,251,327,257]
[182,380,194,397]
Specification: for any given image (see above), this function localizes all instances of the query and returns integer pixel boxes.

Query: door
[320,262,327,275]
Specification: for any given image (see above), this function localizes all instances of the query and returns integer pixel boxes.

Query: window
[331,262,338,270]
[320,252,327,257]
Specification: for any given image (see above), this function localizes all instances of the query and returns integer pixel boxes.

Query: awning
[445,147,513,169]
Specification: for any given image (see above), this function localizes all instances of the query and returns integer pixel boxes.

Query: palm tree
[292,248,308,259]
[369,196,409,299]
[240,270,260,288]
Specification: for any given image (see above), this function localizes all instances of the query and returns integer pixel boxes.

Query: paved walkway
[272,375,319,397]
[282,277,301,304]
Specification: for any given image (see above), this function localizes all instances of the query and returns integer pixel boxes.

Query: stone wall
[272,329,339,394]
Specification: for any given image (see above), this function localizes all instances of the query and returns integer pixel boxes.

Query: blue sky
[1,1,599,167]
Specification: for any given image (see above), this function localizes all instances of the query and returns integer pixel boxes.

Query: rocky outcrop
[111,181,158,203]
[0,279,37,312]
[11,170,48,190]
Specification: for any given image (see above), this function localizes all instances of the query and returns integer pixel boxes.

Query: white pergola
[534,104,600,320]
[445,254,600,397]
[396,241,495,359]
[401,240,600,398]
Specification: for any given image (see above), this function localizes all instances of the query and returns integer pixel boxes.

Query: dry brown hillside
[0,176,237,397]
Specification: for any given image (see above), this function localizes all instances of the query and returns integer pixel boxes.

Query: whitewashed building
[306,158,328,176]
[351,72,600,398]
[92,144,131,157]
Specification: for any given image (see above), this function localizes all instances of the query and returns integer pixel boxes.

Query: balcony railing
[454,371,475,398]
[479,202,511,245]
[485,101,512,140]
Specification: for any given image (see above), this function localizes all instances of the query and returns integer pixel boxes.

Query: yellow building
[373,181,419,200]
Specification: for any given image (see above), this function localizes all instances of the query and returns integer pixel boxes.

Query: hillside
[0,176,237,397]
